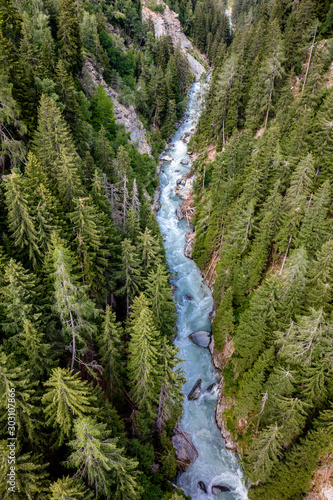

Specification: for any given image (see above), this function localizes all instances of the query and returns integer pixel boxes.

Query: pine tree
[57,0,82,75]
[116,239,142,317]
[65,417,141,499]
[245,424,284,483]
[49,476,94,500]
[127,294,161,435]
[42,367,97,445]
[98,306,124,398]
[49,233,97,370]
[5,170,40,265]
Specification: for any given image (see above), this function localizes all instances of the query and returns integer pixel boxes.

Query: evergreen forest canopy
[0,0,196,497]
[188,0,333,498]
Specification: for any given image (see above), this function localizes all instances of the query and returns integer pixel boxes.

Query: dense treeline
[190,0,333,497]
[0,0,192,498]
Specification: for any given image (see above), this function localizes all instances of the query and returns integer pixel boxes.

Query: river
[156,79,249,500]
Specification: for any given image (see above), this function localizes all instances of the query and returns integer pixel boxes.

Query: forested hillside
[190,0,333,498]
[0,0,195,497]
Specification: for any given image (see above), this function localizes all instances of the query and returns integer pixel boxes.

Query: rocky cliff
[142,1,206,79]
[81,57,152,156]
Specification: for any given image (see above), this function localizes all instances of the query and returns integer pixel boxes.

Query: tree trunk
[302,23,318,93]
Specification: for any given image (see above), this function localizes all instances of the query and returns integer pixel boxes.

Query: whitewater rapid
[156,79,248,500]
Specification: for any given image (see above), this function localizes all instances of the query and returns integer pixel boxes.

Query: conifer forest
[1,0,333,498]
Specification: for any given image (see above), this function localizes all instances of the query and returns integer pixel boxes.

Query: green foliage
[42,367,97,445]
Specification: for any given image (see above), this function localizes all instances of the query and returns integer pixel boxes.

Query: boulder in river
[212,485,231,495]
[175,208,184,220]
[198,481,207,493]
[188,330,211,347]
[161,155,173,162]
[182,294,193,301]
[171,432,199,466]
[181,159,189,165]
[188,379,202,400]
[205,383,216,393]
[176,178,183,185]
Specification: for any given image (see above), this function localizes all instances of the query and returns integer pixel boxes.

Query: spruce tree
[307,239,333,312]
[245,424,284,483]
[98,306,124,399]
[5,170,40,265]
[49,476,94,500]
[145,263,177,339]
[69,197,108,295]
[127,294,161,435]
[116,239,142,317]
[65,417,141,499]
[212,286,235,351]
[33,94,82,206]
[42,367,97,445]
[297,180,331,257]
[49,233,97,370]
[1,258,42,337]
[0,441,49,499]
[156,337,184,434]
[57,0,82,75]
[138,227,162,273]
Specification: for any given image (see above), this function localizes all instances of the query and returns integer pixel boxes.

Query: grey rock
[175,208,184,220]
[212,485,231,495]
[188,379,202,400]
[176,178,183,185]
[198,481,207,493]
[161,155,173,162]
[152,186,161,213]
[206,383,216,393]
[171,433,199,465]
[188,330,211,348]
[182,294,193,301]
[181,159,189,165]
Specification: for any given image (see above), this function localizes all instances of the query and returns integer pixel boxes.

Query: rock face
[141,2,206,80]
[171,432,199,465]
[215,388,239,452]
[184,229,195,259]
[188,379,202,400]
[188,330,211,348]
[81,58,151,156]
[152,186,161,213]
[212,485,231,495]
